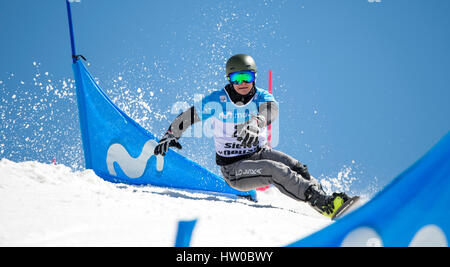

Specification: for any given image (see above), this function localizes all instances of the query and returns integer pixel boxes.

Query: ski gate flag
[71,59,256,201]
[288,132,450,247]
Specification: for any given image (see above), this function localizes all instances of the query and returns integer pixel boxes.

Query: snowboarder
[154,54,354,218]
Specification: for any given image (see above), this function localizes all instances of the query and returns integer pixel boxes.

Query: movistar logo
[106,139,164,179]
[340,224,448,247]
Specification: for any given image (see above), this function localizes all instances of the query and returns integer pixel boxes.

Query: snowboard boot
[305,185,350,218]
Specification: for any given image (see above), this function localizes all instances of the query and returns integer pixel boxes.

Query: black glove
[154,131,182,156]
[236,115,265,148]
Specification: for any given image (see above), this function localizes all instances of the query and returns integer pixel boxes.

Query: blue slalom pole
[66,0,77,63]
[174,219,198,247]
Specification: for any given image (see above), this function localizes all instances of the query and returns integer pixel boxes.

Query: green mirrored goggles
[228,70,256,85]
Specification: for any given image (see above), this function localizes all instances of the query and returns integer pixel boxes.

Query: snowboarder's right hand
[154,131,182,156]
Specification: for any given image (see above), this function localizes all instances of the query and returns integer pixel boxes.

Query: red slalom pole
[268,70,273,148]
[256,70,273,192]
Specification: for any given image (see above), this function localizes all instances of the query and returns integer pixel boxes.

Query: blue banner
[288,132,450,247]
[72,60,256,201]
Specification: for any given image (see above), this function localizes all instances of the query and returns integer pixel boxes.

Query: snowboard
[331,196,360,220]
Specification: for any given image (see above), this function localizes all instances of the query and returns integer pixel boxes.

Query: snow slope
[0,158,331,247]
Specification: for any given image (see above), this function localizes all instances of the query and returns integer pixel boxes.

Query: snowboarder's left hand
[154,131,182,156]
[236,115,265,148]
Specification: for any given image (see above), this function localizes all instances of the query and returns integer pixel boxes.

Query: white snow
[0,158,331,247]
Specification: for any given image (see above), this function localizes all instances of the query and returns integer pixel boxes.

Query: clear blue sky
[1,0,449,196]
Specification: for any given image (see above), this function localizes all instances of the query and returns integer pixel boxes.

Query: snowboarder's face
[233,82,253,96]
